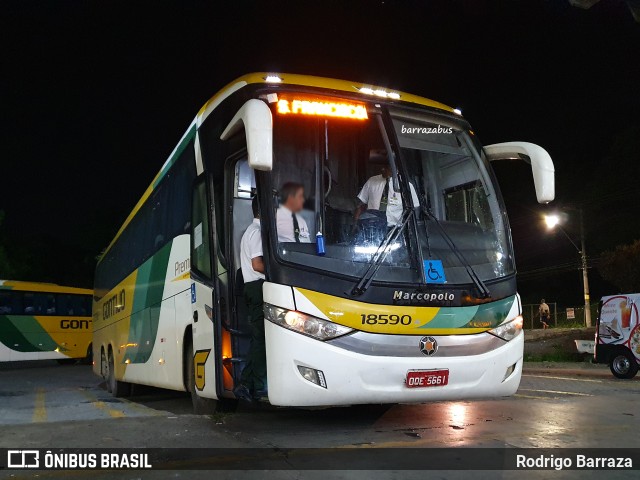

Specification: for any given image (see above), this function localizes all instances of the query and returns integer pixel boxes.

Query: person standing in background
[539,299,550,329]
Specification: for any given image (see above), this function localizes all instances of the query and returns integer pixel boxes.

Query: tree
[598,239,640,293]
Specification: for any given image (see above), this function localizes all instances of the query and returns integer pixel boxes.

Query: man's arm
[353,179,371,226]
[251,256,265,274]
[248,229,265,273]
[353,202,367,222]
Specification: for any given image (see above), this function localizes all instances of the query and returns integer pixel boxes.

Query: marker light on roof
[265,75,283,83]
[359,86,401,100]
[453,108,462,115]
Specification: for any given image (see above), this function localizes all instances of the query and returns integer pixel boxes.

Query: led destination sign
[277,97,368,120]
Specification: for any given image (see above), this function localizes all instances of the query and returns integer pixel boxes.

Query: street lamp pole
[579,209,592,328]
[544,207,592,327]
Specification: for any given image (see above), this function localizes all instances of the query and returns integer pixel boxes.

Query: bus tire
[108,348,132,397]
[609,350,639,379]
[186,342,217,414]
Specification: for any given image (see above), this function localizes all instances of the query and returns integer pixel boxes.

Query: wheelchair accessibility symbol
[423,260,446,284]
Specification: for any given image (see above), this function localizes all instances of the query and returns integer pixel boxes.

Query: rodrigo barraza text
[516,454,632,470]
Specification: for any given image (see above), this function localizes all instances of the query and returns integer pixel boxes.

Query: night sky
[2,1,639,306]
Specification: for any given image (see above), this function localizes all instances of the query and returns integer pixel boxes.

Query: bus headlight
[264,304,353,341]
[488,315,523,341]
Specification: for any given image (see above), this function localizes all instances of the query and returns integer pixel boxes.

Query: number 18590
[360,314,412,325]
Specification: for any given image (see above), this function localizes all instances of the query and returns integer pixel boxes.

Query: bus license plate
[406,369,449,388]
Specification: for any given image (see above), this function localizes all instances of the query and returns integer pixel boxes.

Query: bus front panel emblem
[419,336,438,356]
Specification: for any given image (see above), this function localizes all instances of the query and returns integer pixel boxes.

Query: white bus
[93,73,554,411]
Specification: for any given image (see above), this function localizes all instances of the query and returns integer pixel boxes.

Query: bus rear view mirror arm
[220,99,273,171]
[484,141,555,204]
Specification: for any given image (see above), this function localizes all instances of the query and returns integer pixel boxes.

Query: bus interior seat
[300,209,316,238]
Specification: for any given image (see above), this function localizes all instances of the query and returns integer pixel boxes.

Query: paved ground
[0,361,638,479]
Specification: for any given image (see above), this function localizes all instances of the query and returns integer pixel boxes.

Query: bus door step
[223,357,246,364]
[227,327,251,337]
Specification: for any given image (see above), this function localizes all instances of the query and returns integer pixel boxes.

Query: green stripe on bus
[152,124,197,189]
[421,295,515,330]
[0,315,59,352]
[123,241,173,364]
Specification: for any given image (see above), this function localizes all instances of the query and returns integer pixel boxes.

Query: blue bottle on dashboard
[316,232,326,256]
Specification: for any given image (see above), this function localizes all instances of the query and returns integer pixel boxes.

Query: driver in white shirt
[354,165,419,227]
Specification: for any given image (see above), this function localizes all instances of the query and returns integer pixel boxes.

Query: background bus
[0,280,93,363]
[93,73,554,411]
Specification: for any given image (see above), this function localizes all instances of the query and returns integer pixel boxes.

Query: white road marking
[518,388,592,397]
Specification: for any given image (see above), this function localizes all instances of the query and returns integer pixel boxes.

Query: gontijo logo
[60,319,90,329]
[103,289,126,320]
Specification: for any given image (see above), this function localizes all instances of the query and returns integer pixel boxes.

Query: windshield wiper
[420,206,491,299]
[350,207,414,296]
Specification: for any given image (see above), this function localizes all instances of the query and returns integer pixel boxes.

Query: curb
[523,368,613,379]
[522,362,617,379]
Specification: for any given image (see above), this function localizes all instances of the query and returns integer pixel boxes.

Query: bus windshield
[269,98,514,287]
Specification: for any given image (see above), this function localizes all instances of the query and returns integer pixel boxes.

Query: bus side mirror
[220,99,273,171]
[484,141,555,204]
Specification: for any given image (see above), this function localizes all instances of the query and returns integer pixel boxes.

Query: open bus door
[189,174,224,412]
[189,134,264,414]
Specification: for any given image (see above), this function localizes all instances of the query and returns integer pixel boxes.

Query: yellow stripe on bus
[292,287,489,335]
[0,281,92,295]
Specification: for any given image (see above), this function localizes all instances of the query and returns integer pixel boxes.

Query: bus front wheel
[107,349,132,397]
[610,350,639,379]
[186,342,217,414]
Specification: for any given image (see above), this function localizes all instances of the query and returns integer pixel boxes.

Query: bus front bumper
[265,321,523,407]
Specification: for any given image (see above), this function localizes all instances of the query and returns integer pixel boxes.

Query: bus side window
[23,293,36,314]
[68,294,89,316]
[56,294,87,316]
[44,294,56,315]
[82,295,92,316]
[0,291,19,315]
[0,292,10,314]
[191,179,212,279]
[23,292,56,316]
